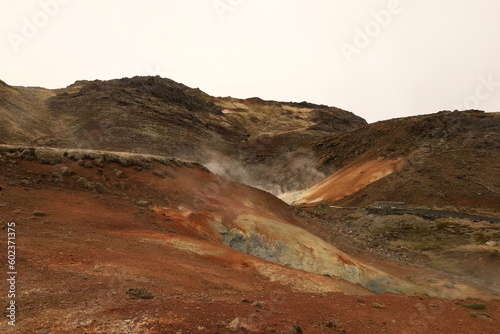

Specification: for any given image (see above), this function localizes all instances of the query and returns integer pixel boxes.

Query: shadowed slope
[306,110,500,212]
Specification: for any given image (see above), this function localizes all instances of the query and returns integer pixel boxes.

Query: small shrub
[118,156,134,167]
[170,159,182,167]
[126,287,154,300]
[461,302,487,310]
[469,312,491,318]
[78,160,94,169]
[84,182,103,191]
[436,221,452,230]
[473,232,489,244]
[152,170,166,178]
[114,169,127,178]
[139,162,155,170]
[33,211,46,217]
[164,171,175,179]
[93,158,104,167]
[58,167,73,176]
[19,148,36,161]
[103,153,119,163]
[313,203,330,211]
[34,148,67,165]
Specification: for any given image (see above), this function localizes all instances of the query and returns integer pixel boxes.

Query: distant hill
[0,76,366,193]
[292,110,500,213]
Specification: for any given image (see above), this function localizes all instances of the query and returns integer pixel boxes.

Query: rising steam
[202,150,327,198]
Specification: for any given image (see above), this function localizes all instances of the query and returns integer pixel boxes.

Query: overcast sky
[1,0,499,123]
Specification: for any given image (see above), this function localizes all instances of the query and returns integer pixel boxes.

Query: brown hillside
[307,110,500,213]
[0,77,366,193]
[1,145,499,333]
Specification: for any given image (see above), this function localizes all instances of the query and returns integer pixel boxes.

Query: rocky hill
[0,77,366,194]
[290,110,500,213]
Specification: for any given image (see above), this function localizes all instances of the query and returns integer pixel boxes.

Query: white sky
[1,0,499,123]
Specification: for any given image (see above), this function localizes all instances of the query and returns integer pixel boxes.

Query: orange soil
[298,157,405,204]
[0,158,498,333]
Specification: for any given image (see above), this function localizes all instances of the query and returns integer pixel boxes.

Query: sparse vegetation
[469,312,491,318]
[117,156,134,167]
[461,302,487,310]
[83,181,103,191]
[436,221,453,230]
[152,170,166,178]
[126,287,154,300]
[55,167,73,176]
[473,232,490,244]
[78,160,94,168]
[164,171,175,179]
[34,148,67,165]
[93,157,104,167]
[313,203,330,211]
[171,159,183,167]
[114,168,127,178]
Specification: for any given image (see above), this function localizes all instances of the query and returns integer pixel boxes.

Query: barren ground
[1,150,499,333]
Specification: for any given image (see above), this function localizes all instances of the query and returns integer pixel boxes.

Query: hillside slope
[0,77,366,194]
[0,145,436,295]
[1,145,498,333]
[293,110,500,213]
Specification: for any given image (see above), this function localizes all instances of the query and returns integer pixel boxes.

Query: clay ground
[0,157,499,333]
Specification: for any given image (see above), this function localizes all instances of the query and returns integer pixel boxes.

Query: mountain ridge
[0,76,367,194]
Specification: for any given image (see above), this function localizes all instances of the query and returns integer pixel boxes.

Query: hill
[0,77,366,194]
[290,110,500,214]
[1,145,498,333]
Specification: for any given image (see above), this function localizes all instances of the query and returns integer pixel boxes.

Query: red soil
[0,157,498,333]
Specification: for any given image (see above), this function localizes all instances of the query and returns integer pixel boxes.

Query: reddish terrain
[1,78,499,333]
[1,147,498,333]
